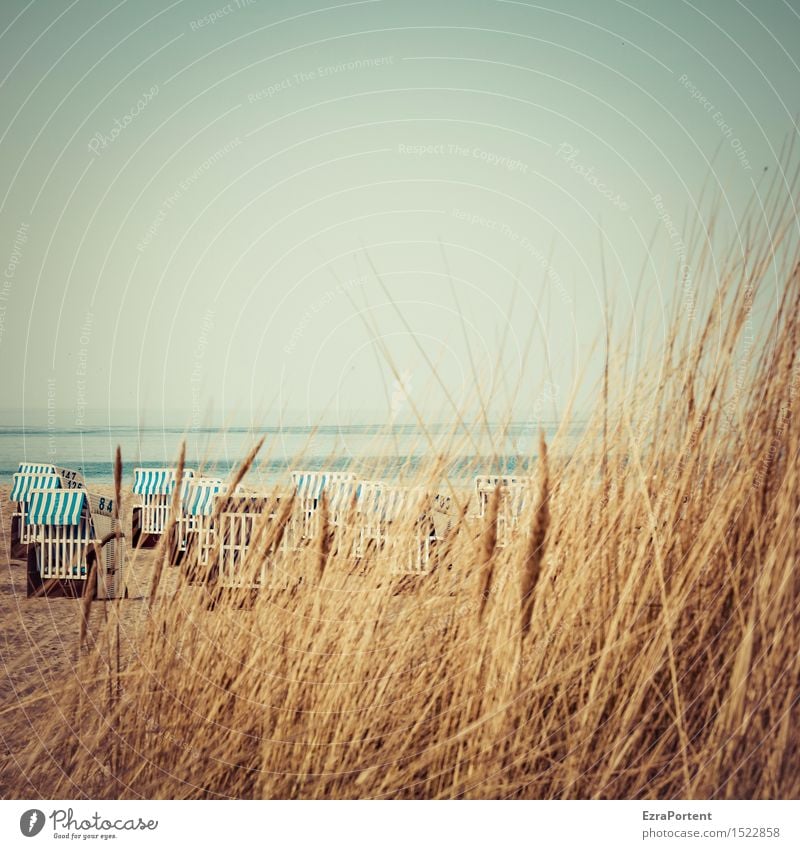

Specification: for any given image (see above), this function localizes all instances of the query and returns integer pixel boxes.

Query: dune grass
[3,189,800,800]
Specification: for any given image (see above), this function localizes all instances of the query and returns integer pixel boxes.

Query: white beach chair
[473,475,531,546]
[131,467,195,547]
[290,470,356,543]
[10,473,62,553]
[355,481,433,572]
[8,464,84,558]
[473,474,529,518]
[325,474,358,528]
[180,477,225,574]
[169,474,206,562]
[217,490,287,589]
[25,488,126,599]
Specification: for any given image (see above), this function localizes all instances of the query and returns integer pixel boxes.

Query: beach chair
[15,463,83,485]
[217,490,288,589]
[25,488,126,598]
[355,481,433,572]
[325,474,358,528]
[472,475,529,518]
[167,474,205,564]
[472,477,531,546]
[498,482,531,547]
[290,471,356,543]
[180,477,225,578]
[8,464,84,559]
[131,467,194,547]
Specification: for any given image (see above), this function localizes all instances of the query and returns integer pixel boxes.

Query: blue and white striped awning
[292,472,328,499]
[26,489,87,526]
[133,468,178,495]
[17,462,58,475]
[10,473,62,502]
[186,479,224,516]
[178,475,196,508]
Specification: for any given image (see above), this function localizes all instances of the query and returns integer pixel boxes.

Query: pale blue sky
[0,0,798,429]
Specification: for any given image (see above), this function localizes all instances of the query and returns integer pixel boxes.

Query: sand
[0,482,165,795]
[0,477,474,796]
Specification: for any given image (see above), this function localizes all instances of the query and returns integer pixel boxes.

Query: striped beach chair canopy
[356,480,385,514]
[133,467,194,495]
[292,471,356,500]
[26,489,87,526]
[383,486,426,522]
[177,474,197,510]
[356,482,426,521]
[328,477,357,512]
[185,478,225,516]
[291,471,325,500]
[10,473,62,502]
[17,462,58,475]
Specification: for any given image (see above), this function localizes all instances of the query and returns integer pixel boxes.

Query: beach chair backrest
[26,488,125,596]
[132,467,194,498]
[474,475,531,516]
[10,473,62,502]
[17,463,57,475]
[10,473,64,544]
[133,468,194,535]
[292,471,323,500]
[26,489,92,580]
[501,481,529,515]
[292,470,356,501]
[384,485,428,522]
[26,488,88,527]
[16,463,84,487]
[356,480,384,515]
[326,475,356,512]
[475,474,526,491]
[353,483,432,571]
[380,486,404,522]
[178,474,196,511]
[185,477,225,516]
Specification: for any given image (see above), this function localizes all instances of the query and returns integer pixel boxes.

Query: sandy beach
[0,476,466,795]
[0,482,163,793]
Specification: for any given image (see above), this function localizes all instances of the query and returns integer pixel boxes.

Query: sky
[0,0,798,431]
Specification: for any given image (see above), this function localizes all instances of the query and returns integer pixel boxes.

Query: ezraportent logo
[19,809,45,837]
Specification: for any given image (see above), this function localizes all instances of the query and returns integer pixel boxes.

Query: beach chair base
[9,515,28,560]
[26,547,92,598]
[181,547,217,584]
[131,507,159,549]
[164,523,187,566]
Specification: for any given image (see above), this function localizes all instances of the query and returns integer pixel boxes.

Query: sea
[0,422,581,488]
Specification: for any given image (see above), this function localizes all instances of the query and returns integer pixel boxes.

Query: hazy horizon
[1,0,798,432]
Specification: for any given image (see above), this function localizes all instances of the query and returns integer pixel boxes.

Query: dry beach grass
[1,192,799,799]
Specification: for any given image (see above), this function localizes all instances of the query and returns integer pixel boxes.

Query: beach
[0,482,162,793]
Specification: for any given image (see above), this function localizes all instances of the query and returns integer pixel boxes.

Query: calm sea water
[0,423,580,487]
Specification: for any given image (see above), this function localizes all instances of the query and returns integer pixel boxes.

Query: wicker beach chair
[217,489,287,589]
[8,464,84,559]
[25,488,126,598]
[290,470,356,544]
[131,466,195,548]
[355,481,433,572]
[473,475,532,546]
[179,477,225,578]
